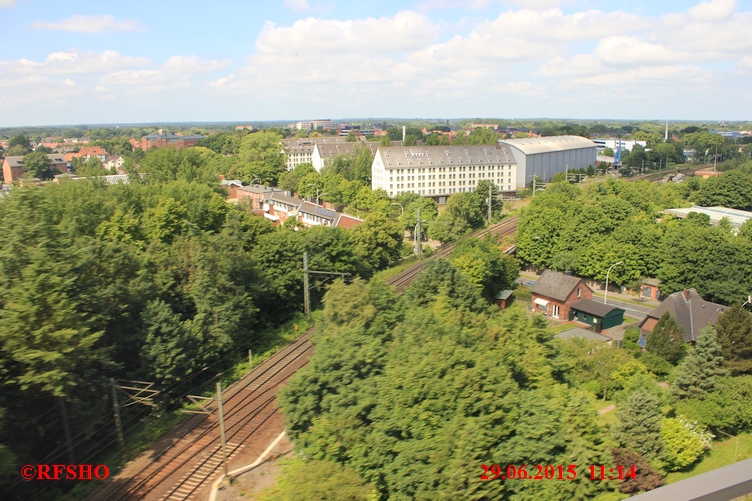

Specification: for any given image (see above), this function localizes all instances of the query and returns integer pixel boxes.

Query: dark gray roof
[266,192,303,208]
[530,270,587,302]
[642,288,726,342]
[570,299,624,317]
[4,154,66,168]
[376,144,515,170]
[494,290,514,300]
[237,184,283,194]
[298,201,337,220]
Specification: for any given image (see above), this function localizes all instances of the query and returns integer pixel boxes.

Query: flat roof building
[662,206,752,232]
[498,135,597,188]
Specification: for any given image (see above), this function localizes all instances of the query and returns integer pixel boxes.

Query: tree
[450,238,518,300]
[427,192,484,243]
[603,147,614,157]
[660,416,712,471]
[235,130,286,185]
[21,151,55,179]
[403,134,417,146]
[715,303,752,375]
[350,212,403,273]
[613,390,664,460]
[646,312,686,364]
[611,449,664,494]
[346,130,357,142]
[673,326,728,399]
[74,157,109,177]
[379,136,392,147]
[465,127,498,145]
[258,458,375,501]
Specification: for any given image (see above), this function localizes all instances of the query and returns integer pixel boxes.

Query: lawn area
[665,433,752,484]
[547,321,578,334]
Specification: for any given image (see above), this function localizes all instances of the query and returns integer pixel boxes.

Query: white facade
[499,135,598,188]
[296,120,335,131]
[371,145,517,202]
[282,137,348,171]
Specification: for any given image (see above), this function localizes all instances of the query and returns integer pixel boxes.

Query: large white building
[295,119,335,131]
[499,135,597,188]
[281,137,348,171]
[371,145,517,203]
[311,141,377,172]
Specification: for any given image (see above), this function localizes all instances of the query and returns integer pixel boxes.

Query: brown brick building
[530,270,592,320]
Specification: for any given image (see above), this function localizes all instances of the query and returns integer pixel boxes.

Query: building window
[577,287,581,298]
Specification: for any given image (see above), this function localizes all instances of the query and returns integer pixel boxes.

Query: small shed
[494,290,514,309]
[568,299,625,333]
[640,278,663,301]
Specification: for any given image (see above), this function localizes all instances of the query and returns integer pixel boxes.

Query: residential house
[74,146,109,163]
[568,299,625,333]
[639,288,727,343]
[3,154,67,183]
[234,184,285,210]
[297,201,364,228]
[530,270,592,320]
[264,192,303,224]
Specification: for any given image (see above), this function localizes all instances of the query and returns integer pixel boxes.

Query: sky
[0,0,750,127]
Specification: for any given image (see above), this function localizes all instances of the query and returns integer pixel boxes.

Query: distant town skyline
[1,0,751,127]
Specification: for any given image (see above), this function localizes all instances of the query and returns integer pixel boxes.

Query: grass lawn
[547,322,578,334]
[666,433,752,484]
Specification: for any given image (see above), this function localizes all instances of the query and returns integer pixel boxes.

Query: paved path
[598,404,616,415]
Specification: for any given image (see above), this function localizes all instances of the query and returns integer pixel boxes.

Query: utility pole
[415,207,422,259]
[714,145,718,172]
[302,251,350,319]
[216,382,229,478]
[110,378,125,449]
[248,349,253,370]
[488,183,492,223]
[532,178,536,196]
[303,252,311,320]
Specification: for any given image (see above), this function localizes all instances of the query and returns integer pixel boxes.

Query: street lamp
[308,183,322,205]
[604,261,623,304]
[391,202,404,217]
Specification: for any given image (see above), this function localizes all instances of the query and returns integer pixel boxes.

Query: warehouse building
[371,144,517,203]
[498,135,597,188]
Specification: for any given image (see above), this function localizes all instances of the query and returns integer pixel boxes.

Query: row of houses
[223,180,363,230]
[530,270,729,343]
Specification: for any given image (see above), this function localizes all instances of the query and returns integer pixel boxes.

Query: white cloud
[0,0,17,7]
[256,11,440,55]
[736,56,752,70]
[688,0,736,22]
[0,51,151,75]
[501,0,574,8]
[593,37,694,65]
[31,14,145,33]
[283,0,310,11]
[415,0,493,11]
[161,56,231,73]
[0,50,150,74]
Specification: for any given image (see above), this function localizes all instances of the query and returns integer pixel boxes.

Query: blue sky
[0,0,750,126]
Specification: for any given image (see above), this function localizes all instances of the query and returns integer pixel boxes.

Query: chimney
[682,289,691,301]
[403,126,406,142]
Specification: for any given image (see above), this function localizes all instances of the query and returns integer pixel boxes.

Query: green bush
[641,352,675,378]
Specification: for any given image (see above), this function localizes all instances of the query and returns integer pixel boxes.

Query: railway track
[90,331,314,501]
[91,217,519,500]
[387,215,519,291]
